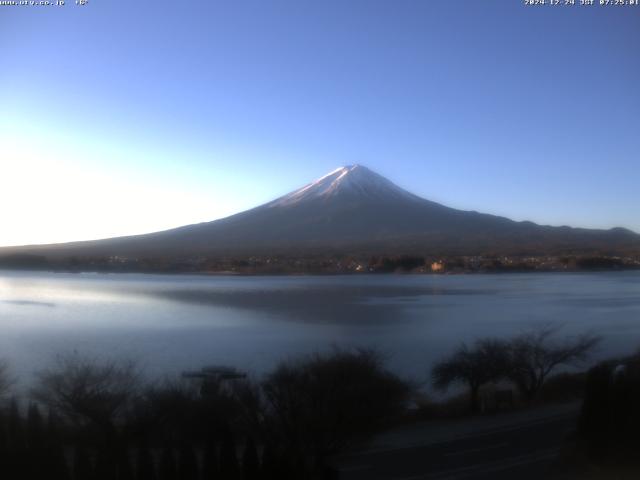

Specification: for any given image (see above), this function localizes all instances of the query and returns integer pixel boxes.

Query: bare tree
[32,354,139,441]
[432,338,510,413]
[507,326,600,402]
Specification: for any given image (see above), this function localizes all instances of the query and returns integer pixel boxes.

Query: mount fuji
[2,165,639,260]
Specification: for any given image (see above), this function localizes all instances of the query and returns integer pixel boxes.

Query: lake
[1,270,639,389]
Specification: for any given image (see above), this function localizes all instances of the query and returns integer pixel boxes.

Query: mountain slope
[2,165,639,259]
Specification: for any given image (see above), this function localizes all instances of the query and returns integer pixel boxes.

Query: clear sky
[1,0,638,246]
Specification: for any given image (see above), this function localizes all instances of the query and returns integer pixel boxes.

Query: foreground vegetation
[432,326,600,413]
[0,327,638,479]
[0,349,409,480]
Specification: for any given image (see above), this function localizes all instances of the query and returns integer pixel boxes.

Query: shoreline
[1,265,639,277]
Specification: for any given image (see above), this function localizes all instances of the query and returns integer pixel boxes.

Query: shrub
[262,348,411,469]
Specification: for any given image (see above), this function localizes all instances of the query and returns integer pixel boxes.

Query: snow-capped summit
[270,164,419,207]
[4,164,638,260]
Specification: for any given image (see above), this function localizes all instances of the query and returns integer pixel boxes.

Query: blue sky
[1,0,638,246]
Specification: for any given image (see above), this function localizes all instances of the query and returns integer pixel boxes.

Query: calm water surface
[1,270,639,387]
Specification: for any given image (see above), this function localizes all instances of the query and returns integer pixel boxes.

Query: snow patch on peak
[269,165,420,208]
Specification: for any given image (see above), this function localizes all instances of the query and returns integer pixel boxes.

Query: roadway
[336,403,580,480]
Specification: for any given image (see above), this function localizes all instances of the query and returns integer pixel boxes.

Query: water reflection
[3,300,56,307]
[0,271,638,387]
[144,285,497,324]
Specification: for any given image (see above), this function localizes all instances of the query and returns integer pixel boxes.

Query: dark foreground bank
[0,334,638,479]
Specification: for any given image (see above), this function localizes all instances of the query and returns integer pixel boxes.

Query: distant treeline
[0,252,639,275]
